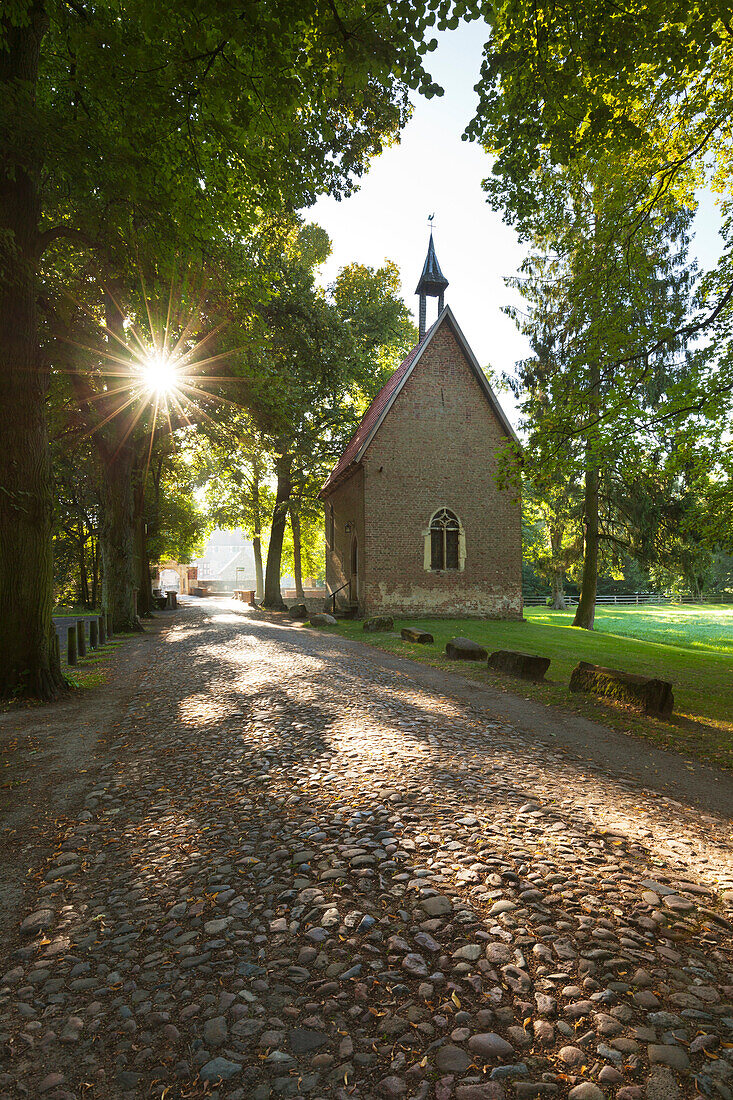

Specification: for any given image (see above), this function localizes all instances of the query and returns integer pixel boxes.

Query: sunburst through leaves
[56,276,244,477]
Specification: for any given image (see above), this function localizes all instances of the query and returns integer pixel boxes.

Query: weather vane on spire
[416,221,448,338]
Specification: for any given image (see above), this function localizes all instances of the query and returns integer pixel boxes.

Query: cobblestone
[0,600,731,1099]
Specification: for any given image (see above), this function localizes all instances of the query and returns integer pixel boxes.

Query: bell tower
[415,230,449,339]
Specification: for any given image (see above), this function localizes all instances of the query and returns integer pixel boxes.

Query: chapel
[320,235,523,619]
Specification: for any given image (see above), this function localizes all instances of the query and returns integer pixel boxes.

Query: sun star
[139,351,181,396]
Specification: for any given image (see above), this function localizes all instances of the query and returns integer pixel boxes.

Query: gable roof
[320,306,519,497]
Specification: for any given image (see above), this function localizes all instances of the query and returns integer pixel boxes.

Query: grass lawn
[324,604,733,772]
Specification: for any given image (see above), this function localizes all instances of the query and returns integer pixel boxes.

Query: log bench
[401,628,434,645]
[569,660,674,716]
[488,650,550,681]
[445,637,488,661]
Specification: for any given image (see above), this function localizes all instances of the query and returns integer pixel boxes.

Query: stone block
[363,616,394,632]
[569,661,673,716]
[309,614,337,627]
[487,650,550,681]
[446,636,488,660]
[401,628,434,644]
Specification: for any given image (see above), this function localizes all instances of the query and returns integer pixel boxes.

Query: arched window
[425,508,465,571]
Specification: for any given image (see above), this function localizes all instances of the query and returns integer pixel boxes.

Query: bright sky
[309,20,723,429]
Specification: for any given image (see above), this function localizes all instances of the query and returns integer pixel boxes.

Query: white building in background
[193,529,258,592]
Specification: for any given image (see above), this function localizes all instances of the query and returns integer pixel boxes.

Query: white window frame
[423,508,466,572]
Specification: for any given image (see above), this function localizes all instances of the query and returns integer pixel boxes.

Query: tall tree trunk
[90,536,99,608]
[134,470,153,617]
[95,288,142,632]
[0,5,65,699]
[550,568,566,610]
[100,445,141,631]
[136,515,153,617]
[573,459,599,629]
[251,465,264,600]
[79,533,90,607]
[549,523,566,609]
[263,452,292,609]
[290,502,305,601]
[253,535,264,601]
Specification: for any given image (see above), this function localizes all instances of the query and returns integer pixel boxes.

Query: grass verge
[322,606,733,772]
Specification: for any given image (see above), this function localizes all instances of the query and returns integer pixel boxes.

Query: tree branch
[37,225,96,258]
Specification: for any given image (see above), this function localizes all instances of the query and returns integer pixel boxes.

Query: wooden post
[106,611,113,638]
[76,620,86,658]
[67,625,77,666]
[98,615,106,644]
[89,618,98,649]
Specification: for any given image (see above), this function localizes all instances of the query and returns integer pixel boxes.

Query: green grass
[53,604,102,616]
[324,604,733,772]
[63,636,129,690]
[527,602,733,656]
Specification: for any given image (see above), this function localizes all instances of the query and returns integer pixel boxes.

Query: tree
[503,159,696,627]
[146,440,208,576]
[218,222,418,609]
[1,0,444,697]
[200,425,273,601]
[50,440,101,610]
[522,480,582,609]
[467,0,730,231]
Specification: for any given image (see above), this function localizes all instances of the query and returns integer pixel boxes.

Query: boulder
[363,616,394,632]
[446,636,488,660]
[569,661,673,716]
[401,628,434,644]
[309,613,337,627]
[487,650,550,681]
[288,603,308,619]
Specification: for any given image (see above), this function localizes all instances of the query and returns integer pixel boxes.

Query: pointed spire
[416,230,449,338]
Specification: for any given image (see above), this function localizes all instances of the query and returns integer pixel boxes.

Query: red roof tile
[321,328,431,494]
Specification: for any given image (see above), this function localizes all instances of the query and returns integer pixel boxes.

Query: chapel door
[349,537,358,603]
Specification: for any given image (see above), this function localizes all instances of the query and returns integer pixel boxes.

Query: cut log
[488,650,550,681]
[363,616,394,632]
[569,661,674,716]
[445,637,488,661]
[401,628,434,645]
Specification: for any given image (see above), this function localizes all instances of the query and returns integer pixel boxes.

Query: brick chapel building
[320,235,522,618]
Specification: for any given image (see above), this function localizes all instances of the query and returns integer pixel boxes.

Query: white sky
[308,20,723,428]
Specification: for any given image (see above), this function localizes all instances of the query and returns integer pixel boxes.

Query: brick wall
[361,319,522,618]
[324,466,365,611]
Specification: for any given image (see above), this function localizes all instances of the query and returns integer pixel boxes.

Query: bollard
[106,611,113,638]
[67,625,77,666]
[89,619,98,649]
[52,632,60,667]
[166,590,176,610]
[98,615,106,644]
[76,619,87,658]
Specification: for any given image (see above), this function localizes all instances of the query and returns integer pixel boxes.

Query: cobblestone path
[2,601,732,1100]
